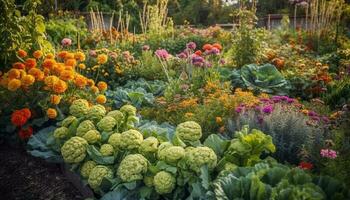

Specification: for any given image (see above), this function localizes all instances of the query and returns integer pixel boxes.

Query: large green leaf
[204,134,230,158]
[86,145,115,165]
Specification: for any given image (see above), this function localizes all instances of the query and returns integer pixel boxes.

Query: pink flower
[155,49,170,60]
[142,45,150,51]
[61,38,72,47]
[186,42,196,50]
[320,149,337,159]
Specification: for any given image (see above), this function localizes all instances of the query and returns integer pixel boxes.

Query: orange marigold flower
[20,108,31,119]
[91,86,99,93]
[24,58,37,69]
[42,59,56,69]
[11,110,28,126]
[52,63,65,75]
[50,95,61,105]
[18,126,33,139]
[202,44,213,51]
[8,69,21,79]
[96,95,107,104]
[65,58,77,67]
[43,68,50,76]
[46,53,55,59]
[57,51,68,59]
[44,75,59,88]
[0,78,9,87]
[53,79,68,94]
[216,117,223,124]
[78,63,86,69]
[97,81,107,91]
[47,108,58,119]
[301,109,309,115]
[212,43,223,50]
[12,62,25,70]
[7,79,21,91]
[21,75,35,87]
[97,54,108,64]
[87,79,95,87]
[74,52,86,61]
[65,53,75,59]
[28,68,44,81]
[33,50,43,59]
[60,70,74,81]
[74,75,87,88]
[185,112,194,118]
[17,49,27,58]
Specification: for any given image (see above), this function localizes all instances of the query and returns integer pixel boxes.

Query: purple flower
[186,42,196,50]
[311,116,320,122]
[262,105,273,114]
[155,49,170,60]
[308,111,317,117]
[61,38,72,47]
[192,55,205,66]
[209,47,220,55]
[235,106,243,113]
[320,149,337,159]
[142,45,150,51]
[219,59,226,65]
[322,116,330,123]
[272,96,282,103]
[204,61,212,68]
[286,98,295,103]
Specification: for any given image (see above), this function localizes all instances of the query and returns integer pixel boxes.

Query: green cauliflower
[119,130,143,150]
[88,165,113,190]
[61,136,88,163]
[87,105,106,123]
[82,130,101,144]
[175,121,202,143]
[97,116,117,132]
[117,154,148,182]
[100,144,115,156]
[107,110,124,123]
[80,160,97,178]
[120,104,137,116]
[139,137,159,154]
[186,146,217,173]
[53,127,69,139]
[108,133,122,149]
[69,99,90,118]
[158,143,185,164]
[76,120,95,137]
[153,171,176,194]
[61,116,78,127]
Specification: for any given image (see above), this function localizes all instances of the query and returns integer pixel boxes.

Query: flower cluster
[320,149,337,159]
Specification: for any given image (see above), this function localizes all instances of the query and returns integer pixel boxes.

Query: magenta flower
[209,47,220,55]
[262,105,273,114]
[192,55,205,66]
[155,49,170,60]
[61,38,72,47]
[235,106,243,113]
[186,42,196,50]
[320,149,337,159]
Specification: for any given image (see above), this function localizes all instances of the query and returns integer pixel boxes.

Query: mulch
[0,144,84,200]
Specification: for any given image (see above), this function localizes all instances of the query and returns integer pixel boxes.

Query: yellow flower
[74,75,87,88]
[60,70,74,81]
[87,79,95,87]
[8,69,21,79]
[91,86,99,93]
[53,79,68,94]
[97,81,107,91]
[47,108,58,119]
[8,79,21,91]
[78,63,86,69]
[74,52,86,61]
[46,53,55,59]
[97,54,108,64]
[21,75,35,87]
[216,117,223,124]
[33,50,43,59]
[50,95,61,105]
[44,75,59,88]
[301,109,309,115]
[96,95,107,104]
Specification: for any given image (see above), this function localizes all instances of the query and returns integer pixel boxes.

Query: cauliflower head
[139,137,159,154]
[175,121,202,142]
[158,144,185,164]
[107,110,124,123]
[108,133,122,149]
[54,127,69,139]
[61,116,78,127]
[69,99,90,118]
[100,144,115,156]
[76,120,95,137]
[97,116,117,132]
[117,154,148,182]
[80,160,97,178]
[186,146,217,173]
[87,105,106,123]
[82,130,101,144]
[120,104,137,116]
[153,171,176,194]
[119,130,143,150]
[88,165,113,190]
[61,136,88,163]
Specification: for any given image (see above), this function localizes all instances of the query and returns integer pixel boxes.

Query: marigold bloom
[44,75,59,88]
[60,70,74,81]
[65,53,75,59]
[216,117,223,124]
[21,75,35,87]
[87,79,95,87]
[50,95,61,105]
[33,50,43,59]
[8,79,21,91]
[8,69,21,79]
[18,126,33,139]
[97,81,107,91]
[212,43,223,50]
[0,78,9,87]
[97,54,108,64]
[46,53,55,59]
[78,63,86,69]
[28,68,44,81]
[52,63,65,75]
[74,75,87,88]
[20,108,31,119]
[53,79,68,94]
[11,110,29,126]
[91,86,99,93]
[17,49,27,58]
[75,52,86,61]
[42,59,56,69]
[47,108,58,119]
[65,58,77,67]
[202,44,213,51]
[57,51,68,59]
[24,58,37,69]
[12,62,25,70]
[96,95,107,104]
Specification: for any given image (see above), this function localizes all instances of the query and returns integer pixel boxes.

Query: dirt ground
[0,144,84,200]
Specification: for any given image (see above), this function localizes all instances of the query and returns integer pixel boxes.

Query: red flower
[18,126,33,139]
[202,44,213,51]
[298,161,313,170]
[20,108,31,119]
[212,43,223,50]
[11,108,31,127]
[195,50,202,56]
